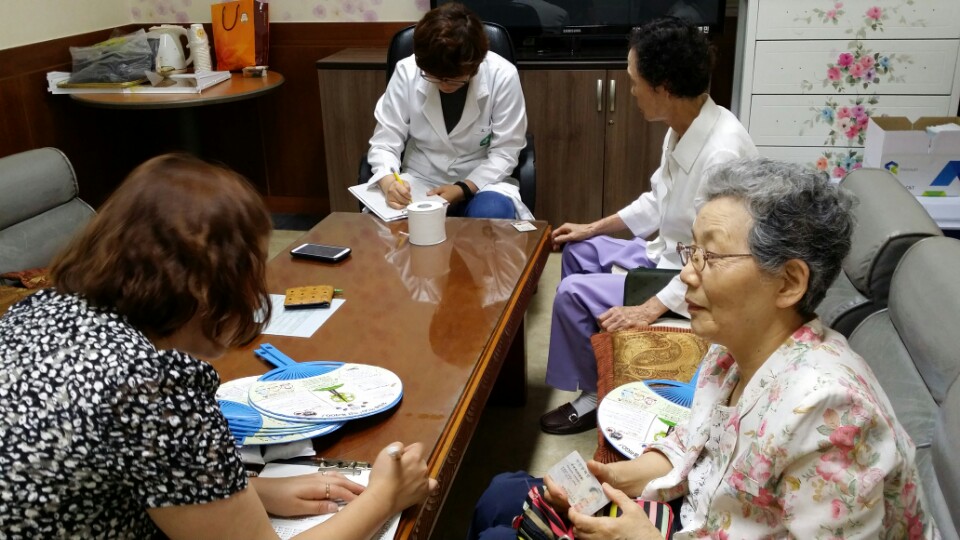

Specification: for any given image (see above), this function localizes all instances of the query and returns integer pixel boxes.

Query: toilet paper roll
[407,200,447,246]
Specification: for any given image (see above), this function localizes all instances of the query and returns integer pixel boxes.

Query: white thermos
[190,24,213,72]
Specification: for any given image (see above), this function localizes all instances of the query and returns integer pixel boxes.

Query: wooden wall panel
[256,22,410,213]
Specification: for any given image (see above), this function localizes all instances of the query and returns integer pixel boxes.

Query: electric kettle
[147,25,194,73]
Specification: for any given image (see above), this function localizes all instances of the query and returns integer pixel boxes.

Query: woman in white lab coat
[365,2,532,220]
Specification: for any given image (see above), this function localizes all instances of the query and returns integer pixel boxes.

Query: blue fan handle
[255,343,296,367]
[644,379,691,389]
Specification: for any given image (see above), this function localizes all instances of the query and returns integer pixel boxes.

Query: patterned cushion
[0,286,35,315]
[593,327,708,463]
[0,268,50,315]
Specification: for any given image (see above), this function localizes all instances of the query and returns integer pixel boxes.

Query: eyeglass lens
[420,70,468,85]
[677,243,705,271]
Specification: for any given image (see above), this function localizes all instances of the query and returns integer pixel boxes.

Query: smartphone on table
[290,243,351,263]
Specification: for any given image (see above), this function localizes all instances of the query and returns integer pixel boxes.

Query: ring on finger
[325,483,331,499]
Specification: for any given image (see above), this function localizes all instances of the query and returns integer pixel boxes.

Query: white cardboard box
[863,117,960,197]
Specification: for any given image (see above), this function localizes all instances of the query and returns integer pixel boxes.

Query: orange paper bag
[211,0,269,71]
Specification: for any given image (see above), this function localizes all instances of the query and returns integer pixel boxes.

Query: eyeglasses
[676,242,752,272]
[419,70,471,87]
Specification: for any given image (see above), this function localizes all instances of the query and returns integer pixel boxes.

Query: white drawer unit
[733,0,960,176]
[755,1,960,40]
[751,39,959,96]
[748,94,952,147]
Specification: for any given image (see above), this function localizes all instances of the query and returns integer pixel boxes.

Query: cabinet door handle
[596,79,603,112]
[609,79,616,113]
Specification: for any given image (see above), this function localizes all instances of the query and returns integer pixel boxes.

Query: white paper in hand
[348,180,446,222]
[546,451,609,515]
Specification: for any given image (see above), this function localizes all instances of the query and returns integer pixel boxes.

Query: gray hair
[702,157,857,318]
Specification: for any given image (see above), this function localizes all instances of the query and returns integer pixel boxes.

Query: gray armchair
[816,168,942,336]
[933,378,960,534]
[0,148,95,275]
[847,236,960,537]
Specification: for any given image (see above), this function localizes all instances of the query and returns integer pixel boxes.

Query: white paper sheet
[259,463,400,540]
[262,295,345,338]
[348,180,446,222]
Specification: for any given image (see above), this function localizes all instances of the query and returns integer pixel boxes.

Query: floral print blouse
[641,320,939,539]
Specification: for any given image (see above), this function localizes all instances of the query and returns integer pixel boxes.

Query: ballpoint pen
[390,167,404,186]
[391,167,412,204]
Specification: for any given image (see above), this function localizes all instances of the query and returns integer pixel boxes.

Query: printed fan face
[217,376,344,446]
[597,381,691,459]
[248,363,404,422]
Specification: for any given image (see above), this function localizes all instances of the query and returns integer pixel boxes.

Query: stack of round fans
[216,344,403,446]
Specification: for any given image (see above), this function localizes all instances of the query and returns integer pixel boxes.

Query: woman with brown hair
[0,154,435,539]
[366,2,531,219]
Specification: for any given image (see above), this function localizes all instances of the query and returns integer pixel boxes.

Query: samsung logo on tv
[562,28,582,34]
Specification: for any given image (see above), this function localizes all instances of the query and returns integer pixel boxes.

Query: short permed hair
[703,157,857,318]
[414,2,488,79]
[629,17,714,98]
[51,154,272,348]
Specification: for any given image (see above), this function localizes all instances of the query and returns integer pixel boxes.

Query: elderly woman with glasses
[365,2,530,220]
[469,157,938,539]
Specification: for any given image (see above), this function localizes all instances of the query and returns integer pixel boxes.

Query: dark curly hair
[629,17,714,98]
[51,153,272,349]
[414,2,488,79]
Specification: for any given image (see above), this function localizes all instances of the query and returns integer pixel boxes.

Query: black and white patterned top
[0,289,247,538]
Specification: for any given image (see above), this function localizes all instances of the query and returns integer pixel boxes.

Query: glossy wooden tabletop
[210,212,550,538]
[69,71,284,109]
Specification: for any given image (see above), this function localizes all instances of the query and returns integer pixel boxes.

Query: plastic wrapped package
[68,29,155,84]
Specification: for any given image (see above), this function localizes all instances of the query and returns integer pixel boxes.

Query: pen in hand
[390,167,412,205]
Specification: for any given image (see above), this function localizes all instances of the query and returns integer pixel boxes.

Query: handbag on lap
[514,485,675,539]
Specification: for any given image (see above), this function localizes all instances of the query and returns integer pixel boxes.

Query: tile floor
[268,229,596,538]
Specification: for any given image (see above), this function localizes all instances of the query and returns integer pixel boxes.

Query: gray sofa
[848,236,960,537]
[817,168,942,336]
[0,148,95,275]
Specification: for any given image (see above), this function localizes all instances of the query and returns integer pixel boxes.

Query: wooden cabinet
[317,52,666,225]
[732,0,960,177]
[520,67,667,227]
[317,49,388,214]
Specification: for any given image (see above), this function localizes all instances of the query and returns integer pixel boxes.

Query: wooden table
[70,72,284,153]
[210,213,551,538]
[69,72,284,109]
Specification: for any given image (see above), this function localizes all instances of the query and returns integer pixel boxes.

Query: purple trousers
[545,236,651,393]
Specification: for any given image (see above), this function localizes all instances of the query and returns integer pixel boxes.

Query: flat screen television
[432,0,726,60]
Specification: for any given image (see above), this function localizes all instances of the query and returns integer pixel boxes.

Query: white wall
[0,0,130,50]
[0,0,426,51]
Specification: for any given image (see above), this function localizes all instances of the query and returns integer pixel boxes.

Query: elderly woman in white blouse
[470,158,938,539]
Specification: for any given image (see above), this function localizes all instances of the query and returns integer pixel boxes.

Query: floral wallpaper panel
[130,0,428,24]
